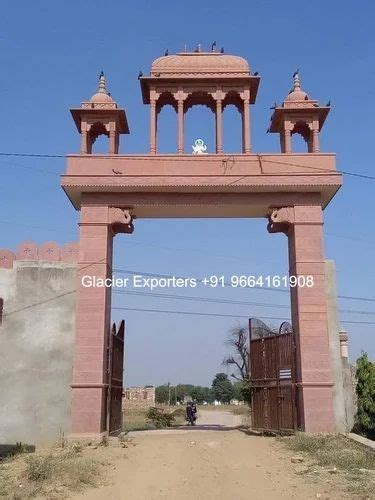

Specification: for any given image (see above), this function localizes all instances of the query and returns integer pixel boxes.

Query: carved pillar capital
[267,207,295,234]
[108,207,134,234]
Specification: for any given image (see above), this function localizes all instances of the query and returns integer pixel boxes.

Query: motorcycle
[186,403,197,425]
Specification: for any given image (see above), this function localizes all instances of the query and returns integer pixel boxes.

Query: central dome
[151,52,250,78]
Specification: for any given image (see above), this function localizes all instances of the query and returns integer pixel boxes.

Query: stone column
[312,127,320,153]
[242,98,251,153]
[81,131,88,154]
[339,329,349,358]
[268,206,335,433]
[215,98,223,154]
[339,328,356,430]
[81,123,88,154]
[109,130,116,155]
[150,99,157,154]
[177,99,184,154]
[284,127,292,153]
[71,204,113,436]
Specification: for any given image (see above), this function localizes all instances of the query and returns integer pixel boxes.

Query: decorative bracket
[108,207,134,234]
[267,207,294,235]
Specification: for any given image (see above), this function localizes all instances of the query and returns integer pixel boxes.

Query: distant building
[123,386,155,410]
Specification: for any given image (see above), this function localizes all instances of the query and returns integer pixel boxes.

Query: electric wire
[112,288,375,316]
[0,151,374,181]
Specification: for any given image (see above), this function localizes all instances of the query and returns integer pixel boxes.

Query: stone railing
[0,242,78,269]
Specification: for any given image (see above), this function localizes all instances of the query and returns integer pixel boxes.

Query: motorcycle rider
[186,401,197,425]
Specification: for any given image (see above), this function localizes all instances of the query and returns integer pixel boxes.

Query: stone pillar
[109,130,116,155]
[339,328,356,430]
[242,98,251,153]
[339,329,349,358]
[177,99,184,154]
[312,127,320,153]
[81,123,88,154]
[307,132,313,153]
[268,206,335,433]
[215,98,223,154]
[150,99,157,154]
[284,127,292,153]
[71,205,113,436]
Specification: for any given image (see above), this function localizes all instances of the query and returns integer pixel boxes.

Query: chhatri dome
[150,45,250,78]
[284,71,310,103]
[89,71,114,104]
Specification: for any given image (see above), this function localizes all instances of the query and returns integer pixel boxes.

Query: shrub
[25,455,52,481]
[146,407,175,428]
[353,352,375,440]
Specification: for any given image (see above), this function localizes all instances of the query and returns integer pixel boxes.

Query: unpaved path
[127,408,242,437]
[196,408,242,427]
[73,411,349,500]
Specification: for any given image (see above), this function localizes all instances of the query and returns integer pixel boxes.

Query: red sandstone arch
[63,51,341,437]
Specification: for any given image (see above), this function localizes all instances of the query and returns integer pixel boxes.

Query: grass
[0,444,106,499]
[282,433,375,470]
[231,405,250,416]
[122,404,249,431]
[280,433,375,497]
[123,406,185,432]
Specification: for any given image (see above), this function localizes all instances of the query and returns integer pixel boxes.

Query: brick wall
[123,386,155,410]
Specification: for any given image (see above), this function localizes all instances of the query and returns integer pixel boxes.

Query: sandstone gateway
[62,48,342,437]
[1,47,348,442]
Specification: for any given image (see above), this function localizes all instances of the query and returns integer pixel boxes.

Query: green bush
[146,407,175,428]
[353,352,375,440]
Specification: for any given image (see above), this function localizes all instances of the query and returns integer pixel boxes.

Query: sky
[1,1,374,387]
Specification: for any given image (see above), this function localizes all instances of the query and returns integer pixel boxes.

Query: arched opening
[184,92,215,154]
[291,121,311,153]
[89,122,109,154]
[157,92,177,153]
[111,217,290,432]
[223,92,243,153]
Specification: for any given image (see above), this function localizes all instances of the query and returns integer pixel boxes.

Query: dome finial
[98,70,107,94]
[292,69,300,90]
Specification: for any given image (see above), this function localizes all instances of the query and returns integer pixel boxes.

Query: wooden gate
[107,320,125,434]
[249,319,297,433]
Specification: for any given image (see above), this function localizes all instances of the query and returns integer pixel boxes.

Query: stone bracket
[108,207,134,234]
[267,207,294,234]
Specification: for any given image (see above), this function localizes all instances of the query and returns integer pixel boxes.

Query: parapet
[0,242,79,269]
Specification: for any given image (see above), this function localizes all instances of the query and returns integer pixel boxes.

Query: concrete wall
[0,244,77,446]
[325,260,355,432]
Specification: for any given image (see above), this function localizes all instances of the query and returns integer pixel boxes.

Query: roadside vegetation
[280,433,375,497]
[123,406,185,432]
[353,352,375,441]
[0,442,107,499]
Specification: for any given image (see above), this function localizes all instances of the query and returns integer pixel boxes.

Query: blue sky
[1,1,374,386]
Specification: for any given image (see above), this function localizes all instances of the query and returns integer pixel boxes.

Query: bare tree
[223,325,249,381]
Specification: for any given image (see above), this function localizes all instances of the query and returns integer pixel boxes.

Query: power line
[4,265,375,321]
[114,268,289,294]
[0,150,374,181]
[113,289,290,309]
[113,289,375,316]
[114,268,375,303]
[112,305,288,321]
[112,305,375,325]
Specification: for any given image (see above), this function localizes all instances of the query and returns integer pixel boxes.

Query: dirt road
[74,410,348,500]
